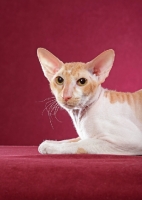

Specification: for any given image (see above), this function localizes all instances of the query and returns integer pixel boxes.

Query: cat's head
[37,48,115,110]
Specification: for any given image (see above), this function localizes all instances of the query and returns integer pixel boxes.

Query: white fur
[37,48,142,155]
[38,87,142,155]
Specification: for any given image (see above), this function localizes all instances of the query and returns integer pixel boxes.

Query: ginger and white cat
[37,48,142,155]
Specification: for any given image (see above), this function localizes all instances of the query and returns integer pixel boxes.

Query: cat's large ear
[37,48,63,82]
[86,49,115,83]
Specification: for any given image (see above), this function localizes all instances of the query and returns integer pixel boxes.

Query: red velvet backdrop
[0,0,142,145]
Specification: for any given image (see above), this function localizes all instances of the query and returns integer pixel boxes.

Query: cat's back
[104,89,142,123]
[104,89,142,105]
[132,89,142,105]
[131,90,142,122]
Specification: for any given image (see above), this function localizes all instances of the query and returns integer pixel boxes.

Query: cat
[37,48,142,155]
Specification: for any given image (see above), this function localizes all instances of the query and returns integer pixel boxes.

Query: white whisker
[40,97,62,128]
[37,95,62,128]
[37,96,55,103]
[42,99,56,116]
[53,103,62,123]
[46,101,57,129]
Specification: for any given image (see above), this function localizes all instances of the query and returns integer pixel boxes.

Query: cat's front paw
[38,140,60,154]
[38,141,51,154]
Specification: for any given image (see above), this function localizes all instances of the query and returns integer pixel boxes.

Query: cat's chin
[62,104,77,110]
[58,102,79,110]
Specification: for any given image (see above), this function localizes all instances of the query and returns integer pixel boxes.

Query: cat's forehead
[61,62,86,76]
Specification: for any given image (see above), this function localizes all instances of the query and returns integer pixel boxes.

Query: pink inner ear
[37,48,63,68]
[53,66,60,74]
[37,48,64,81]
[86,49,115,83]
[93,65,101,76]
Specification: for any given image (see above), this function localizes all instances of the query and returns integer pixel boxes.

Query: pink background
[1,0,142,145]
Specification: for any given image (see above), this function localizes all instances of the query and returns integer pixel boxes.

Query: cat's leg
[58,137,80,143]
[38,137,80,147]
[38,137,137,155]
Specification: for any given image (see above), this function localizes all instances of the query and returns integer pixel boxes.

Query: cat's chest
[69,106,105,139]
[68,98,138,139]
[78,107,116,139]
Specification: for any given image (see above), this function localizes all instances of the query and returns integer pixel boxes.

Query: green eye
[77,78,87,86]
[55,76,64,85]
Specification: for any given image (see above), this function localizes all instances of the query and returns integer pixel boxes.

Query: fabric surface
[0,146,142,200]
[1,0,142,145]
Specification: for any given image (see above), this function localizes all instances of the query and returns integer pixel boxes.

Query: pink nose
[63,96,71,101]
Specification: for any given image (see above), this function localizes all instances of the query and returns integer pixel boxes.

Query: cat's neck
[88,84,103,107]
[67,85,103,132]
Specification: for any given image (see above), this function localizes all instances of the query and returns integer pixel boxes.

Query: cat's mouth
[56,97,80,109]
[58,100,79,109]
[63,102,77,109]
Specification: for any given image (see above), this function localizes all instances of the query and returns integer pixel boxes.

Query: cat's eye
[77,78,87,86]
[55,76,64,85]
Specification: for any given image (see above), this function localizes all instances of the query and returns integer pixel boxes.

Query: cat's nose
[63,96,71,101]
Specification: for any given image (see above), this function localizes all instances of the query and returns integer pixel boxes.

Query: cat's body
[37,48,142,155]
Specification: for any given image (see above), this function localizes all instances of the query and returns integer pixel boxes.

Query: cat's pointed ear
[37,48,63,81]
[86,49,115,83]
